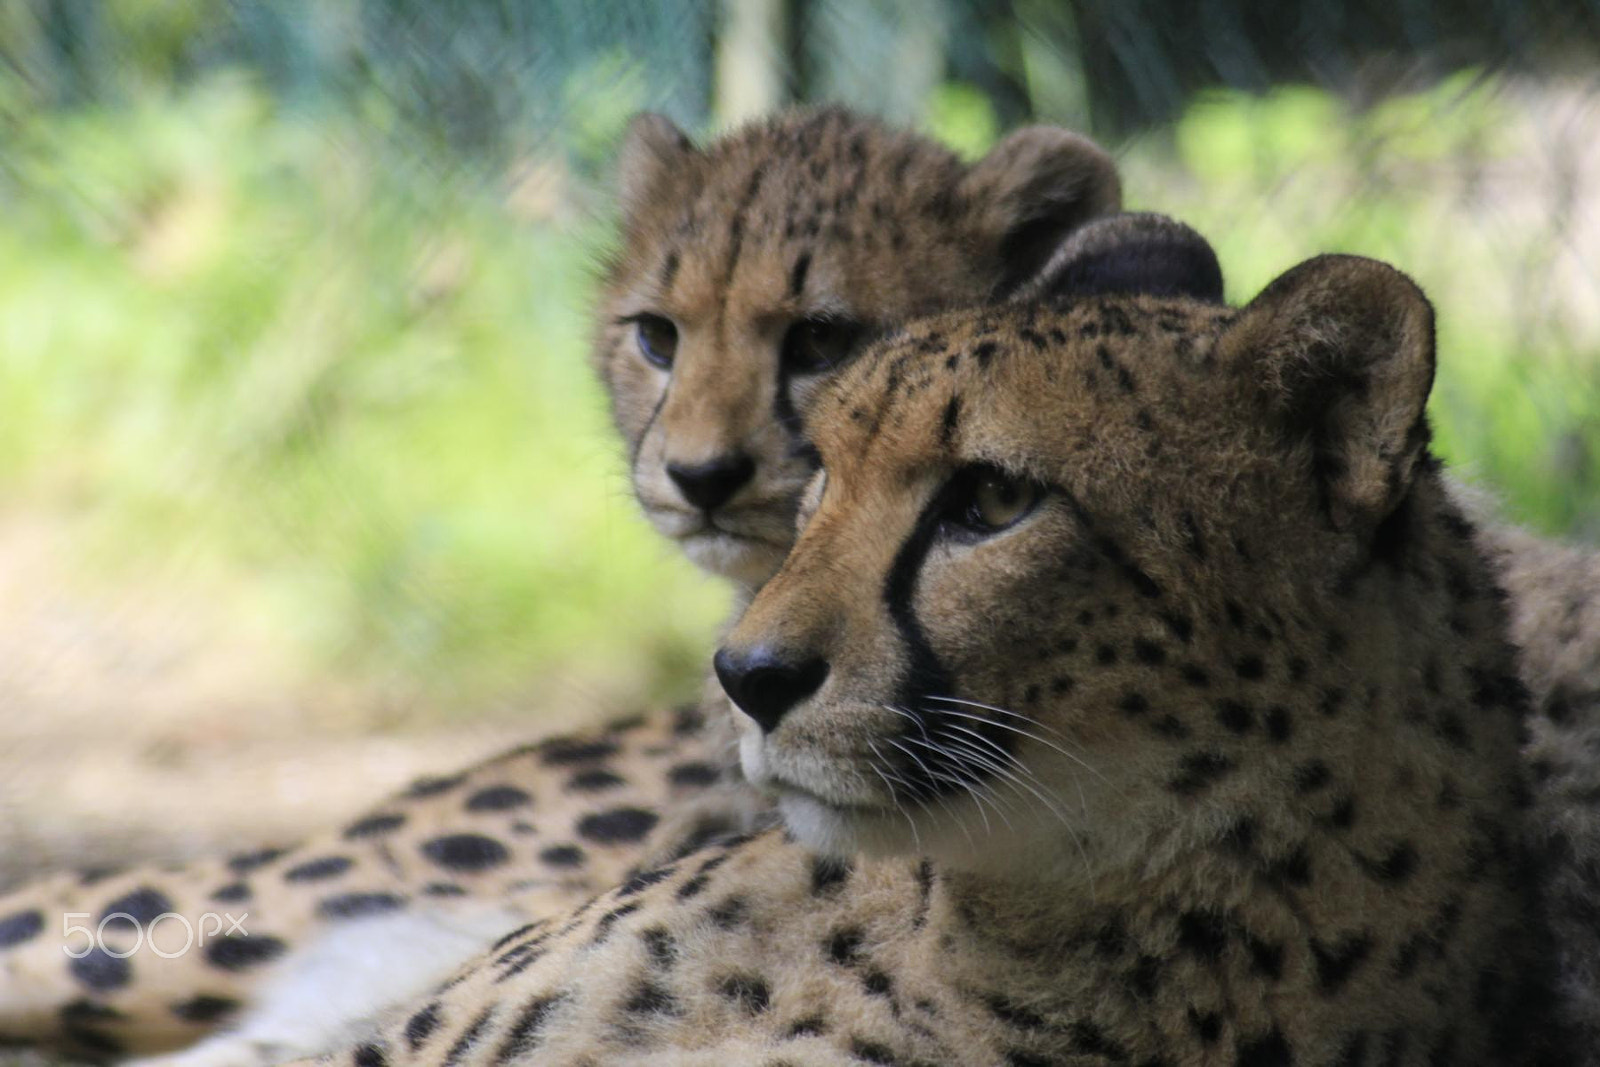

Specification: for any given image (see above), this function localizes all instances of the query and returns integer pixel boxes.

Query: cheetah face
[717,252,1439,872]
[595,109,1120,589]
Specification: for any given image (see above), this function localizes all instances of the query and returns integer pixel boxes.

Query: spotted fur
[297,253,1570,1066]
[0,108,1122,1063]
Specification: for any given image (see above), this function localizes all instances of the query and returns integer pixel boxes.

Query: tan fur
[297,258,1565,1066]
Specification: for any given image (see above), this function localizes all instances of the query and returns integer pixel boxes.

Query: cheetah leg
[0,704,751,1060]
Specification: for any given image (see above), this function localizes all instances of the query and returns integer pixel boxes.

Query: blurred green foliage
[0,58,1594,708]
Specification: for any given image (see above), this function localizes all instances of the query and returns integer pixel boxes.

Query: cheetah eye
[781,316,863,375]
[939,464,1043,538]
[633,314,678,370]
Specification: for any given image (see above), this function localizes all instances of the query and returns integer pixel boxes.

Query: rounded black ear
[1221,254,1437,536]
[1015,213,1224,305]
[616,112,696,219]
[958,127,1122,297]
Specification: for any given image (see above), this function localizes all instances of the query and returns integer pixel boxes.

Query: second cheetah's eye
[634,315,679,370]
[939,465,1043,538]
[781,316,863,375]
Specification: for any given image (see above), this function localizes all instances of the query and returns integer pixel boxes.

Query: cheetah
[0,107,1122,1062]
[293,228,1571,1066]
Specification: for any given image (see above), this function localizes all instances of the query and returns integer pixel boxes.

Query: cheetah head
[596,107,1120,588]
[716,234,1449,875]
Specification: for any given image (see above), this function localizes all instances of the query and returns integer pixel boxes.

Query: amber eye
[635,315,678,369]
[941,465,1043,537]
[781,316,862,375]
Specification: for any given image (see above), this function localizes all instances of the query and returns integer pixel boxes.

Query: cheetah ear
[960,127,1122,298]
[1013,212,1224,304]
[1222,254,1437,536]
[617,112,696,219]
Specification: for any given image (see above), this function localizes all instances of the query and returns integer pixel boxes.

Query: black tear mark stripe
[629,386,671,476]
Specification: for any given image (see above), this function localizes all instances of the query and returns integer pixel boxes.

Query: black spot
[405,1003,441,1050]
[539,844,584,868]
[465,786,531,812]
[1180,664,1210,687]
[1169,751,1233,795]
[1216,699,1254,734]
[972,340,998,367]
[1360,843,1418,884]
[567,768,625,792]
[590,902,640,944]
[352,1044,387,1067]
[226,847,285,874]
[1264,706,1293,743]
[539,738,619,765]
[421,834,510,872]
[170,995,240,1023]
[1311,933,1373,993]
[496,994,563,1061]
[577,807,660,845]
[1096,644,1118,665]
[284,856,353,882]
[1245,934,1285,980]
[345,812,407,839]
[0,909,44,949]
[828,926,864,965]
[811,855,853,896]
[668,761,721,787]
[618,866,675,897]
[785,1015,828,1038]
[850,1038,898,1064]
[1234,655,1265,680]
[1133,639,1166,665]
[405,774,465,798]
[863,969,893,996]
[206,934,288,971]
[1263,845,1313,887]
[1236,1026,1294,1066]
[1119,692,1150,715]
[641,926,676,969]
[719,974,772,1013]
[1071,1020,1128,1059]
[1293,760,1331,793]
[319,893,406,920]
[623,980,682,1016]
[1189,1008,1223,1044]
[70,947,132,991]
[211,882,251,904]
[677,874,709,899]
[709,895,748,928]
[1177,910,1228,962]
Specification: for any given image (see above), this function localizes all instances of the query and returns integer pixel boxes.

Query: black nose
[713,645,829,734]
[667,453,755,513]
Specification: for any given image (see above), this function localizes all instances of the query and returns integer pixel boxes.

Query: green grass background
[2,72,1594,710]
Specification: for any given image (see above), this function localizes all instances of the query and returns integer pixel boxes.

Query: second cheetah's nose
[667,453,756,513]
[713,645,829,734]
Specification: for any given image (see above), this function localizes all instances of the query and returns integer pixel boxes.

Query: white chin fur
[680,530,785,587]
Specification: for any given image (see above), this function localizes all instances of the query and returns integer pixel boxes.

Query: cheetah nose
[667,453,756,513]
[713,645,830,734]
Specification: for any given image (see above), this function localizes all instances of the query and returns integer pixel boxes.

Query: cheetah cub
[304,227,1568,1066]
